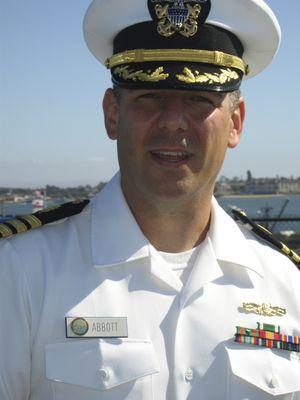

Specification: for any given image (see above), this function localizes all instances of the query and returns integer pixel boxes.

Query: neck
[122,184,213,253]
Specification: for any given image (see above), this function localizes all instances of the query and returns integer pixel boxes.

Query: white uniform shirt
[0,172,300,400]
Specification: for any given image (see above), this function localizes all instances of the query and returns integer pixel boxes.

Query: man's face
[103,88,244,207]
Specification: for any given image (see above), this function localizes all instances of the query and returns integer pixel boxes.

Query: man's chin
[145,177,199,203]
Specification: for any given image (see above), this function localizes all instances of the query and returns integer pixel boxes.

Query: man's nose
[157,97,188,132]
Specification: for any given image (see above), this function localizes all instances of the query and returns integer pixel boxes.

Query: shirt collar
[91,174,264,278]
[91,172,149,268]
[209,197,264,277]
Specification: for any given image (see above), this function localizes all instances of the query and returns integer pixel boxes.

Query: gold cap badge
[148,0,211,38]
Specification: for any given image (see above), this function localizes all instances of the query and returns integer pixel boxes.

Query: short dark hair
[229,89,241,111]
[112,85,123,103]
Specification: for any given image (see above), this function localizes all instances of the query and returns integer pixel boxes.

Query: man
[1,0,300,399]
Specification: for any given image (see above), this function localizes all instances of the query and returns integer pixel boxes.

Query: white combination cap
[83,0,281,91]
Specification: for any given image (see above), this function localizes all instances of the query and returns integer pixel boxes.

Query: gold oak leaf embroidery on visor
[176,67,239,84]
[242,302,287,317]
[114,65,169,82]
[155,3,201,38]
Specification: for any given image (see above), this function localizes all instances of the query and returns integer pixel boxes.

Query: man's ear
[102,88,119,140]
[228,97,246,149]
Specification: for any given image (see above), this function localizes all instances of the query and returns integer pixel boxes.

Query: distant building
[244,178,278,195]
[278,178,300,194]
[13,195,26,203]
[216,172,300,195]
[214,181,232,196]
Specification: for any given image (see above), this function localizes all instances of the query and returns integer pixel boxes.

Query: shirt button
[98,368,109,381]
[184,368,194,382]
[269,376,279,389]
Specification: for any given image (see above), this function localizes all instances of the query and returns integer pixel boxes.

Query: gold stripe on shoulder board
[7,219,28,234]
[0,215,42,239]
[21,215,43,229]
[0,224,14,238]
[291,250,300,264]
[281,243,300,264]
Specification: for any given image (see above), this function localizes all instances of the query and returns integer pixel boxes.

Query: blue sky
[1,0,299,187]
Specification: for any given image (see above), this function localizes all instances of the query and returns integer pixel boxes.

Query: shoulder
[231,208,300,301]
[0,199,92,300]
[0,198,92,279]
[232,207,300,270]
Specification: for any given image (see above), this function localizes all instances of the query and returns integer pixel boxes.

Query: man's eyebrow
[210,92,225,100]
[194,91,224,99]
[198,92,226,104]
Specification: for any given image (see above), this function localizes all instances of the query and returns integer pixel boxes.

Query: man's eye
[189,95,213,105]
[138,92,161,100]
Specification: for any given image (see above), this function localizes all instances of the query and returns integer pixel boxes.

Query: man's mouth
[150,150,193,163]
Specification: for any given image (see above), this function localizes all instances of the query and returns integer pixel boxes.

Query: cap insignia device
[148,0,211,38]
[0,199,90,240]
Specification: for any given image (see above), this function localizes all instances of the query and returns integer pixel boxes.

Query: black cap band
[109,22,245,91]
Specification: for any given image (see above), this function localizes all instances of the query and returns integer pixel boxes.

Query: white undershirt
[159,245,201,285]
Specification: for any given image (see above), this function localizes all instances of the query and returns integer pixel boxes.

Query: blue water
[218,195,300,218]
[218,195,300,233]
[0,200,61,217]
[1,195,300,233]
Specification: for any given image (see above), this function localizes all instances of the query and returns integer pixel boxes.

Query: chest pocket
[226,344,300,399]
[45,339,159,400]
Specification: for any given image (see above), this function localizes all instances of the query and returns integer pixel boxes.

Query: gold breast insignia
[242,302,286,317]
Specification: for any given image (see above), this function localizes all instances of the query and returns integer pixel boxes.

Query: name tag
[65,317,128,338]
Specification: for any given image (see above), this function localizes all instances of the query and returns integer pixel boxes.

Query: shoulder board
[232,208,300,269]
[0,199,90,240]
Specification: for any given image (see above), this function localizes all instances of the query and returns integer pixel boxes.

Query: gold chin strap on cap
[105,49,249,75]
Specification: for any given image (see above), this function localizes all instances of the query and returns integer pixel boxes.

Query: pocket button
[98,368,110,381]
[269,376,279,389]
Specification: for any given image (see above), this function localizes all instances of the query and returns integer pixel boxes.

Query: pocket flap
[46,339,159,390]
[226,343,300,396]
